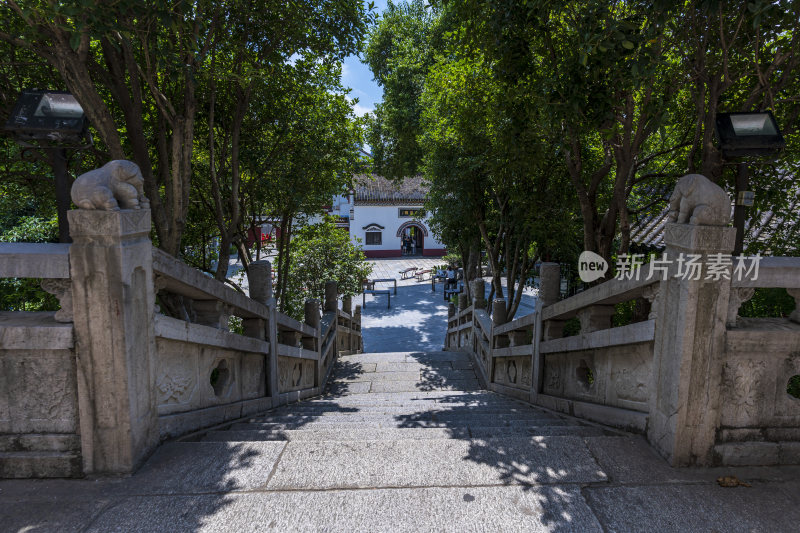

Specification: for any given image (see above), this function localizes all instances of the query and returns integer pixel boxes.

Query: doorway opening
[400,225,424,256]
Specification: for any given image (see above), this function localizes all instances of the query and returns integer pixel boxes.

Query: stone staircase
[6,350,800,532]
[200,351,615,445]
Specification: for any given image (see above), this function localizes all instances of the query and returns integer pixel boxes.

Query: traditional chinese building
[327,174,446,258]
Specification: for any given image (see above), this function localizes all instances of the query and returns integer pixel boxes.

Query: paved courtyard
[360,257,538,353]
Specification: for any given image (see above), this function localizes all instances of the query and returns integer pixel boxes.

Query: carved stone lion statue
[71,160,150,211]
[667,173,731,226]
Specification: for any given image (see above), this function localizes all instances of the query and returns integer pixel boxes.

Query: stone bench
[363,289,391,309]
[370,278,397,295]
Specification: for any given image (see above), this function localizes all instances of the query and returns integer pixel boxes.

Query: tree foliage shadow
[392,391,611,532]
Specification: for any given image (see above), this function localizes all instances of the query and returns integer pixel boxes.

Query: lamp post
[3,90,91,243]
[714,111,785,256]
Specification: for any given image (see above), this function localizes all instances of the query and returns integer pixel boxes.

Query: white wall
[351,205,445,256]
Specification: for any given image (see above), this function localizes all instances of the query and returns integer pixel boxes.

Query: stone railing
[0,242,80,478]
[716,256,800,465]
[446,225,800,467]
[0,208,361,478]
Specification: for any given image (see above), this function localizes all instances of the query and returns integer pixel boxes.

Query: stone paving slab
[334,370,421,382]
[203,427,471,442]
[266,436,607,490]
[584,482,800,533]
[585,435,800,485]
[369,379,482,393]
[83,485,603,533]
[373,361,455,372]
[126,441,285,494]
[0,491,112,533]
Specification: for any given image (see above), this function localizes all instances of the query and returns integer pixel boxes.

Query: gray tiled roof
[353,174,427,205]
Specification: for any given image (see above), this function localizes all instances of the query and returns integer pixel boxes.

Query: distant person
[445,265,456,289]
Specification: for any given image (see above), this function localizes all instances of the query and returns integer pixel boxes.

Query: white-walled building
[329,174,446,258]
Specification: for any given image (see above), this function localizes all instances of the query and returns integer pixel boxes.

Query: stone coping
[0,312,74,350]
[0,243,70,279]
[154,314,268,354]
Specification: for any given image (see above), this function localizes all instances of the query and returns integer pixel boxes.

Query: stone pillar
[647,222,736,466]
[458,292,468,310]
[342,295,353,316]
[492,298,508,348]
[539,262,564,340]
[247,260,277,400]
[68,209,158,475]
[248,260,273,303]
[470,280,486,309]
[324,281,338,313]
[354,305,363,352]
[448,302,456,319]
[539,262,561,307]
[303,299,320,351]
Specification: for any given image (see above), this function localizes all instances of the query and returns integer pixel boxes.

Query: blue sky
[343,0,390,117]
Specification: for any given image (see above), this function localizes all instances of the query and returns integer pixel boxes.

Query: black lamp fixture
[3,90,92,243]
[715,111,785,158]
[4,90,88,144]
[714,110,785,256]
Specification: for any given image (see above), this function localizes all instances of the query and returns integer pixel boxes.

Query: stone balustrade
[445,229,800,467]
[0,208,361,478]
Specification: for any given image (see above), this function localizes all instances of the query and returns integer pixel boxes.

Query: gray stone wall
[0,313,81,477]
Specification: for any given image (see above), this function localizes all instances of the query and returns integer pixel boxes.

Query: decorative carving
[667,174,731,226]
[40,279,73,323]
[157,373,193,403]
[507,360,518,384]
[71,160,150,211]
[722,359,766,420]
[642,284,660,320]
[544,364,561,392]
[727,287,756,328]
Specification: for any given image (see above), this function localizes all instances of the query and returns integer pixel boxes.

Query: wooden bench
[370,278,397,295]
[415,269,432,282]
[363,289,391,308]
[399,267,418,279]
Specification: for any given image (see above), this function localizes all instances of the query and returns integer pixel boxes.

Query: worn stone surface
[266,436,606,489]
[2,349,800,531]
[83,486,604,533]
[0,242,71,279]
[68,208,159,475]
[648,222,736,466]
[585,482,800,533]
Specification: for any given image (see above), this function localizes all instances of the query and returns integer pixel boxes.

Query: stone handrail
[1,208,362,479]
[542,272,658,321]
[0,242,71,278]
[152,248,270,320]
[445,230,800,468]
[730,256,800,288]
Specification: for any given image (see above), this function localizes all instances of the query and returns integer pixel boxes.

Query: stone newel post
[647,222,737,466]
[68,209,159,474]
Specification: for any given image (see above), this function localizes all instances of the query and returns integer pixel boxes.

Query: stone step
[263,435,609,490]
[231,416,572,431]
[265,406,541,417]
[0,451,82,478]
[331,369,479,382]
[328,379,483,394]
[248,412,563,424]
[200,424,608,442]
